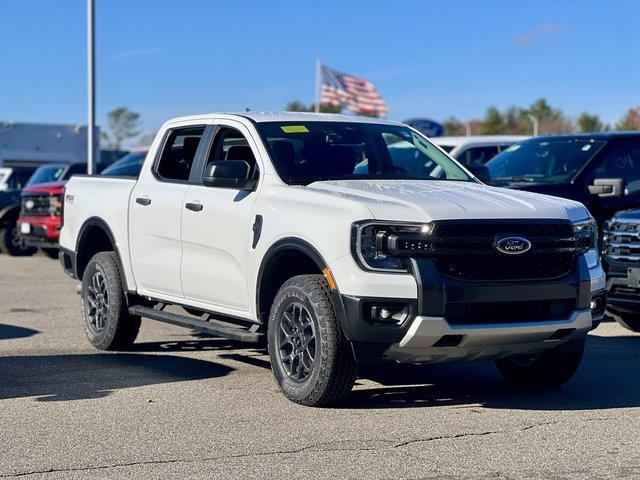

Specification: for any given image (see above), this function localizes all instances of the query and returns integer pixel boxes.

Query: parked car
[485,132,640,227]
[433,136,528,167]
[60,112,604,406]
[0,166,45,256]
[17,163,89,258]
[601,209,640,331]
[100,150,147,178]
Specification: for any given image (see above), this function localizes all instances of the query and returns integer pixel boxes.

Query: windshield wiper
[493,176,537,183]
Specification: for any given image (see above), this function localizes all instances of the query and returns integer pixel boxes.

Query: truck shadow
[347,334,640,410]
[0,353,233,402]
[0,323,39,340]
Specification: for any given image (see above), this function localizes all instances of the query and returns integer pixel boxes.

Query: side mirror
[588,178,625,198]
[468,162,491,184]
[203,160,256,190]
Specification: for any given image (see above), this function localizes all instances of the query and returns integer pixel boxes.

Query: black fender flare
[76,216,132,292]
[0,203,20,225]
[255,237,352,338]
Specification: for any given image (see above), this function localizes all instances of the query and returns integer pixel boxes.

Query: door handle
[136,197,151,206]
[185,202,203,212]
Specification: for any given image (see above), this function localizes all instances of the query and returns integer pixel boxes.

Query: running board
[128,305,263,344]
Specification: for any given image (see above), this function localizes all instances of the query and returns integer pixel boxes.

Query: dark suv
[602,209,640,331]
[485,132,640,227]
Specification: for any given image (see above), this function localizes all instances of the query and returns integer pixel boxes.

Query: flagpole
[314,59,321,113]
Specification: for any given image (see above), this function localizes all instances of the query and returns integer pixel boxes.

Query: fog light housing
[368,304,410,325]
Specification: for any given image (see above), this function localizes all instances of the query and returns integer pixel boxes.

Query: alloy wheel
[278,302,317,382]
[85,267,109,333]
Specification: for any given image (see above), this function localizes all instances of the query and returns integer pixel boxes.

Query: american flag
[320,65,387,117]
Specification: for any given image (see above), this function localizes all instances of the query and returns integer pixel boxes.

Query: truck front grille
[604,218,640,263]
[21,194,53,216]
[430,220,576,282]
[446,299,576,325]
[437,253,575,281]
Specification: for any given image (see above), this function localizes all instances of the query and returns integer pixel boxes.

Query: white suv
[59,112,604,406]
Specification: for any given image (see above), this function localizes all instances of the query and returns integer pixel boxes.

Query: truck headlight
[48,194,63,215]
[573,218,599,268]
[573,218,597,253]
[352,221,434,272]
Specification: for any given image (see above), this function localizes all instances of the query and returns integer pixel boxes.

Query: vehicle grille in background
[437,254,575,281]
[604,219,640,263]
[446,299,576,325]
[431,220,576,281]
[610,285,640,299]
[21,194,52,216]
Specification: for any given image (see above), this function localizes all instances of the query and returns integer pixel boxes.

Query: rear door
[180,120,261,311]
[129,125,206,297]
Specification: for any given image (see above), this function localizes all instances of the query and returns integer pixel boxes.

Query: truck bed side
[59,176,137,290]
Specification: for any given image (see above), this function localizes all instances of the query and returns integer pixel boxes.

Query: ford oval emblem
[495,236,532,255]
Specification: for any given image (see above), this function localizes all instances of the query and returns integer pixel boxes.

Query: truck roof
[166,112,402,126]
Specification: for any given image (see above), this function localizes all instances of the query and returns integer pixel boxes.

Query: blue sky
[1,0,639,138]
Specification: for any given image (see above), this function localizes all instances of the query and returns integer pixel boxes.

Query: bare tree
[101,107,142,150]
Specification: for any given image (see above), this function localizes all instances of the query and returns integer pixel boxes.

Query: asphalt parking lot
[1,255,640,479]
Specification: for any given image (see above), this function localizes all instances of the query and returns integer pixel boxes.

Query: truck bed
[59,175,138,290]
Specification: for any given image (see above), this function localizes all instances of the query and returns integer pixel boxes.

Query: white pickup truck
[59,112,606,406]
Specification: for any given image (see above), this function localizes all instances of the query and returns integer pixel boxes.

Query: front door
[180,123,260,311]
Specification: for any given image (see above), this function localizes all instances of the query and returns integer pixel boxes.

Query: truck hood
[22,181,66,195]
[307,179,590,222]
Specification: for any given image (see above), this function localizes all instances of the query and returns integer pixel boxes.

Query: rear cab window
[154,126,205,182]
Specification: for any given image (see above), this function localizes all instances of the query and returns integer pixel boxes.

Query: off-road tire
[81,251,141,350]
[0,222,37,256]
[268,274,357,406]
[610,311,640,332]
[40,247,59,259]
[495,336,586,388]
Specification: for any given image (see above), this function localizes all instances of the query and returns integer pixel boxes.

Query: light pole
[87,0,95,175]
[528,114,539,137]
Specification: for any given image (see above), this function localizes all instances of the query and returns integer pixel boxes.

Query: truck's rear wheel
[268,274,357,406]
[81,251,140,350]
[0,222,36,256]
[495,336,585,388]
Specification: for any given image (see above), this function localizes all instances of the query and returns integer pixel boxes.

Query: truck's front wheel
[268,274,357,406]
[495,336,585,388]
[81,252,141,350]
[0,222,36,256]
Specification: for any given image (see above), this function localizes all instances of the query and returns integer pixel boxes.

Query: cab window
[155,126,205,181]
[593,140,640,194]
[205,126,258,179]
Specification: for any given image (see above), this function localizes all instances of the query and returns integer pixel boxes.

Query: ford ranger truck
[602,209,640,331]
[59,113,605,407]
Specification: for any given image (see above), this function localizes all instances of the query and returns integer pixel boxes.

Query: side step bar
[128,305,263,344]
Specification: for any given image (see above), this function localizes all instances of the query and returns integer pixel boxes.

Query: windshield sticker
[582,144,592,151]
[505,144,521,152]
[281,125,309,133]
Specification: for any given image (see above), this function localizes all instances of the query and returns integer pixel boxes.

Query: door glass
[155,127,205,181]
[458,146,500,166]
[206,127,258,178]
[593,141,640,194]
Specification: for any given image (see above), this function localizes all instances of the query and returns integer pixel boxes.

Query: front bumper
[17,214,61,248]
[338,255,596,364]
[385,309,591,363]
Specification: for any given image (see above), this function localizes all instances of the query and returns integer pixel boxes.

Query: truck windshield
[255,121,472,185]
[27,165,67,186]
[487,139,606,185]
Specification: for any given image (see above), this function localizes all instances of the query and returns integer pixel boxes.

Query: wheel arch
[255,237,350,335]
[75,217,130,290]
[0,204,20,225]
